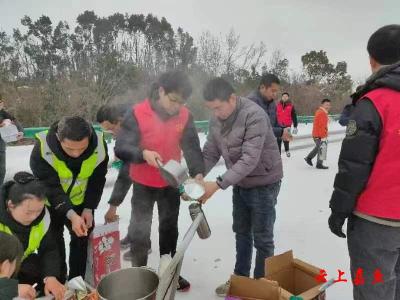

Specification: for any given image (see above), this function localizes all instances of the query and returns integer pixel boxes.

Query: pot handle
[155,157,163,169]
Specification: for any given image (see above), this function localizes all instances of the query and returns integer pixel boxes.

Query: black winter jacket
[247,90,284,138]
[330,62,400,215]
[0,185,61,279]
[108,162,132,206]
[338,103,354,127]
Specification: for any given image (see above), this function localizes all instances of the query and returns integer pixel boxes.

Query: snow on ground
[4,121,352,299]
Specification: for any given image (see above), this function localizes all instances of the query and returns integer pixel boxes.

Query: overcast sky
[1,0,399,82]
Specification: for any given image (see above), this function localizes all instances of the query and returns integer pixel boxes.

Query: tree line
[0,11,353,126]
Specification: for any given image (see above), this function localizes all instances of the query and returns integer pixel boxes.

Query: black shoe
[125,251,149,267]
[304,157,313,166]
[316,164,329,169]
[123,250,134,261]
[286,151,291,158]
[177,276,191,292]
[120,235,130,250]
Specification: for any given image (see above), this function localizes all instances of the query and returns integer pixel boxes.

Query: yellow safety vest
[36,131,106,206]
[0,208,51,261]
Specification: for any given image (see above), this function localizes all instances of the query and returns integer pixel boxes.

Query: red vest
[276,102,293,127]
[129,99,189,188]
[355,88,400,219]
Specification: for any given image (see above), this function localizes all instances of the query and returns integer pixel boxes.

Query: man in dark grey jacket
[198,78,283,297]
[97,103,149,257]
[247,74,292,142]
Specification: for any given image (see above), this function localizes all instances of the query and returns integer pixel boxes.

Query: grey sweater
[203,97,283,189]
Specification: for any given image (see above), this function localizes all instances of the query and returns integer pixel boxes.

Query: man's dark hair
[259,73,280,88]
[367,25,400,65]
[322,98,331,104]
[57,116,92,141]
[203,78,235,102]
[0,232,23,270]
[282,92,290,97]
[149,70,192,101]
[96,103,130,124]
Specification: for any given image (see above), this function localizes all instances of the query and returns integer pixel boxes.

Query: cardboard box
[265,251,326,300]
[227,275,281,300]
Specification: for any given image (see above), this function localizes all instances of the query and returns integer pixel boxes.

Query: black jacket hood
[352,62,400,103]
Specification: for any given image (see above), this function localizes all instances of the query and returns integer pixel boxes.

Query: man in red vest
[329,25,400,300]
[114,70,205,292]
[276,92,298,157]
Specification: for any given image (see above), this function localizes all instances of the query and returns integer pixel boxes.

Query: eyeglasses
[167,93,185,104]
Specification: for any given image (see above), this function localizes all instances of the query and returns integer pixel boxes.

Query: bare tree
[223,28,241,76]
[197,30,223,76]
[267,49,290,82]
[240,42,267,73]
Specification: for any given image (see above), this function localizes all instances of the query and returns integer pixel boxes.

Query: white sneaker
[158,254,172,277]
[215,280,231,297]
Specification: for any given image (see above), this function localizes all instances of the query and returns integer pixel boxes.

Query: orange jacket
[312,107,328,138]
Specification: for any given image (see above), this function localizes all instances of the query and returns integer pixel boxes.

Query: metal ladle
[155,158,189,188]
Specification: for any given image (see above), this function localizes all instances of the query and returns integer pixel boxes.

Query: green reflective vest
[0,208,51,261]
[36,131,106,206]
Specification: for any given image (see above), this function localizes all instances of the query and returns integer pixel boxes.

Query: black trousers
[50,205,94,281]
[277,139,290,154]
[128,182,180,266]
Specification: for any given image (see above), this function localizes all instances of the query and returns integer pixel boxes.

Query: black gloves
[328,212,348,238]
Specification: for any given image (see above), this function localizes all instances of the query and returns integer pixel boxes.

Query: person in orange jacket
[305,99,331,169]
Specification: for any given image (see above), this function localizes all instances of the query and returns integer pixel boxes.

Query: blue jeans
[233,181,281,278]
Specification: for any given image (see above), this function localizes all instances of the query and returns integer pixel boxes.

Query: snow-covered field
[5,121,351,299]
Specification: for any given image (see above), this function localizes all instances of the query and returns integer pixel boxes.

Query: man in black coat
[30,116,109,280]
[247,74,292,143]
[329,25,400,300]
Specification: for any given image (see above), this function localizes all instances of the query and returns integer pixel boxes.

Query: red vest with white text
[355,88,400,219]
[129,99,189,188]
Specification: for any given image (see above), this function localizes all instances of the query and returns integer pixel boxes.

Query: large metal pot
[156,159,189,188]
[97,267,159,300]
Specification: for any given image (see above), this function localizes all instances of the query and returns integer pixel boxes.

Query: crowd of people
[0,23,399,300]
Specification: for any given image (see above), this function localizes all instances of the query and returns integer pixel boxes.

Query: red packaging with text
[85,221,121,286]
